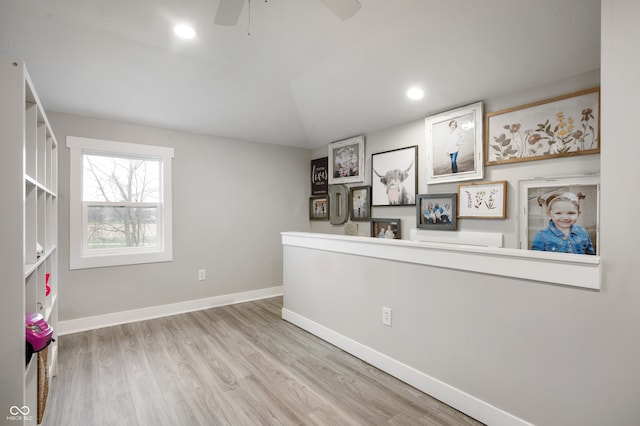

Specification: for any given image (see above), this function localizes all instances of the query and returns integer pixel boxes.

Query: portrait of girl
[530,191,596,255]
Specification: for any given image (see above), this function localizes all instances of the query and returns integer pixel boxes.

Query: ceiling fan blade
[214,0,247,26]
[319,0,362,20]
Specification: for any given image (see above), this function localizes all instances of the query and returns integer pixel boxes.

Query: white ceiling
[0,0,600,149]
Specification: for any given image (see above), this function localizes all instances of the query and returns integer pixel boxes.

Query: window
[67,136,174,269]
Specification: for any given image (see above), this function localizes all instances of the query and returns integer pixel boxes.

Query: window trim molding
[67,136,174,269]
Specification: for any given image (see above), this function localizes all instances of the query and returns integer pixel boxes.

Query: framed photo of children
[457,180,507,219]
[416,193,457,230]
[309,195,329,221]
[371,218,401,239]
[518,175,599,255]
[485,87,600,166]
[349,185,371,221]
[425,102,484,184]
[371,145,417,206]
[328,135,365,184]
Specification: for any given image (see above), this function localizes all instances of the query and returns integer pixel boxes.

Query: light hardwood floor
[43,297,483,426]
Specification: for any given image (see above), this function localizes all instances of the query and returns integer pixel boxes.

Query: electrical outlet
[382,306,392,326]
[198,269,206,281]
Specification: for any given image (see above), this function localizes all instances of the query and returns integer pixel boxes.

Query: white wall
[49,112,310,321]
[311,69,601,245]
[283,2,640,425]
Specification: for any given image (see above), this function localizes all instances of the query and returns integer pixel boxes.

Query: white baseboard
[58,286,283,335]
[282,308,533,426]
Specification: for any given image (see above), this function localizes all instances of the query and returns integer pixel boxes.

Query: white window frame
[67,136,174,269]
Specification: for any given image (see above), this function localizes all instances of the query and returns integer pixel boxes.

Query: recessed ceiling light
[406,87,424,100]
[174,24,197,39]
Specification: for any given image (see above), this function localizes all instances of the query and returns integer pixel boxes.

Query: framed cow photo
[371,146,418,206]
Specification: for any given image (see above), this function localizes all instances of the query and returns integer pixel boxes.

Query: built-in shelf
[1,56,58,425]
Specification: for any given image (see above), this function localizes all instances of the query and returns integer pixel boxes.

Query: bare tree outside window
[83,154,161,250]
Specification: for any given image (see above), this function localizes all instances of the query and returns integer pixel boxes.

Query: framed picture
[458,180,507,219]
[311,157,329,195]
[349,185,371,221]
[518,175,599,254]
[309,195,329,221]
[371,218,401,239]
[328,135,365,184]
[416,194,457,231]
[485,87,600,165]
[425,102,484,184]
[371,145,417,206]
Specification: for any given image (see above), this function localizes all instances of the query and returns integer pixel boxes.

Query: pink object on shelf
[45,273,51,296]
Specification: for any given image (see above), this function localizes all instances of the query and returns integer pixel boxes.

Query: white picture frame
[518,174,600,254]
[328,135,365,184]
[425,102,484,185]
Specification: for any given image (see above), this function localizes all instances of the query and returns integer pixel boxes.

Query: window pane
[87,206,159,250]
[83,154,160,202]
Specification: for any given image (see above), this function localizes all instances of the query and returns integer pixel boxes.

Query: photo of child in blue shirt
[531,192,595,255]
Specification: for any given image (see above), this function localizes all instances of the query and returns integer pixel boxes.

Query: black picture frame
[310,157,329,195]
[371,146,418,206]
[309,195,329,221]
[416,193,458,231]
[371,218,401,239]
[349,185,371,221]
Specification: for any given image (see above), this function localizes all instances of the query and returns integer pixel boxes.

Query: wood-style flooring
[43,296,483,426]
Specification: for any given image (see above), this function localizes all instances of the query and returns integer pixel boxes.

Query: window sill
[69,251,172,270]
[281,232,600,290]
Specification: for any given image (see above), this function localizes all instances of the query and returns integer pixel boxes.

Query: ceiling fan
[214,0,362,26]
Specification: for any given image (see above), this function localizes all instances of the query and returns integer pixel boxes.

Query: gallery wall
[287,2,640,423]
[49,112,311,321]
[286,4,640,420]
[310,69,601,248]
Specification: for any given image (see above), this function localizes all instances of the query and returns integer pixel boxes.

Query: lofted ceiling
[0,0,600,149]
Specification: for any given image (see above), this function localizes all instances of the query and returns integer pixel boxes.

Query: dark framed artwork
[309,195,329,221]
[518,175,599,254]
[485,87,600,165]
[310,157,329,195]
[425,102,484,184]
[371,146,417,206]
[328,135,365,184]
[371,218,401,239]
[349,185,371,221]
[416,193,457,231]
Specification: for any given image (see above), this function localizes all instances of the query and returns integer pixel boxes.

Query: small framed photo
[425,102,484,184]
[416,194,457,230]
[309,195,329,221]
[485,87,600,166]
[328,135,365,184]
[518,175,599,254]
[349,185,371,221]
[371,145,417,206]
[458,180,507,219]
[371,218,401,239]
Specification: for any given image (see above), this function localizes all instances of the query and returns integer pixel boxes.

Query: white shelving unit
[1,57,58,425]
